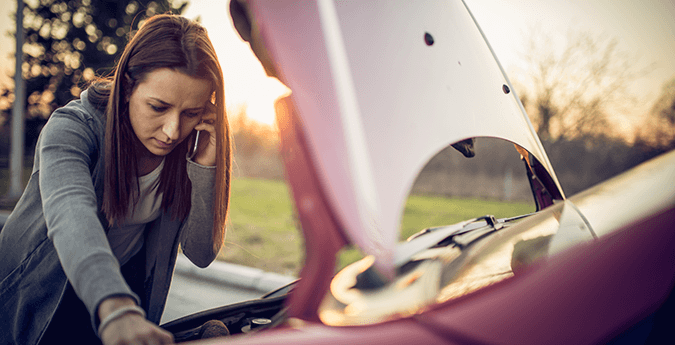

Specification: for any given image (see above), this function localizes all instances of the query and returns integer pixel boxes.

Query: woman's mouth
[155,139,173,149]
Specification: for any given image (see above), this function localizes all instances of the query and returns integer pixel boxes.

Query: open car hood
[247,0,564,320]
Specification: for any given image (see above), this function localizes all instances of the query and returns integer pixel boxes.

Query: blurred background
[0,0,673,275]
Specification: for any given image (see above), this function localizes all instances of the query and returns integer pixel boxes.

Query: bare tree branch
[514,29,654,142]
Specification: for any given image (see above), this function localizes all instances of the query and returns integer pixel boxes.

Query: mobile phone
[188,130,200,160]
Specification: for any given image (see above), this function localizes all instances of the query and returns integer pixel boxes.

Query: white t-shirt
[107,159,164,265]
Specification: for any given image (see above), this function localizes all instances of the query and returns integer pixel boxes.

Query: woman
[0,14,231,345]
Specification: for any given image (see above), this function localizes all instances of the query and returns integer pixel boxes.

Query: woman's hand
[98,296,174,345]
[192,102,218,167]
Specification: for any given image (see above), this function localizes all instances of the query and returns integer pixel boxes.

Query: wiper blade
[395,215,506,267]
[452,215,502,248]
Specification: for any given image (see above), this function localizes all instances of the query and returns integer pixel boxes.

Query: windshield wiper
[396,216,494,266]
[396,214,532,266]
[451,215,503,248]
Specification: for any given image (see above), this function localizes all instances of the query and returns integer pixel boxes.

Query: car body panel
[248,0,563,319]
[566,149,675,238]
[416,207,675,345]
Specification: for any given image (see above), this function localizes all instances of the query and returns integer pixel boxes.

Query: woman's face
[127,68,212,157]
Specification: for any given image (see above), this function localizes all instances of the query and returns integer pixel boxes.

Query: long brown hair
[93,14,230,247]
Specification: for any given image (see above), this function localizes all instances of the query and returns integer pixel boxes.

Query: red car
[162,1,675,344]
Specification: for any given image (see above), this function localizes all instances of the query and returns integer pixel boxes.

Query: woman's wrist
[187,156,217,169]
[97,305,146,336]
[192,152,216,167]
[98,296,137,320]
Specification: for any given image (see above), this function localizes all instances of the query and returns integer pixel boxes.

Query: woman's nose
[162,112,181,142]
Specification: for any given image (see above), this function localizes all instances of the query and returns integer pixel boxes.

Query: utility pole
[7,0,25,200]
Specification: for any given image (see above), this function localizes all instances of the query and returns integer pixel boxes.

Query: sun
[241,77,291,127]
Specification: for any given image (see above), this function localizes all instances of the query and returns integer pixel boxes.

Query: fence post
[7,0,25,200]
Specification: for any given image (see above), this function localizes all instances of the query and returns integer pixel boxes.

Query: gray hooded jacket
[0,89,220,344]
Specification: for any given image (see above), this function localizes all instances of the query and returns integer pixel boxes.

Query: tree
[1,0,187,145]
[513,29,652,142]
[634,77,675,149]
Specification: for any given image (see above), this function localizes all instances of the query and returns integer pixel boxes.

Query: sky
[1,0,674,129]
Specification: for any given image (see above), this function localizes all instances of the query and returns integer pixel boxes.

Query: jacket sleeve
[179,159,221,268]
[38,109,139,327]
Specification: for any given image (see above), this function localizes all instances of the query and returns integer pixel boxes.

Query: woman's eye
[150,104,167,112]
[184,111,202,118]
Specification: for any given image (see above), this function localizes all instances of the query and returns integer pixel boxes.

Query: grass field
[221,177,534,276]
[219,177,302,275]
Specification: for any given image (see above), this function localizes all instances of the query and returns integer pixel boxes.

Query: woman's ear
[123,73,134,103]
